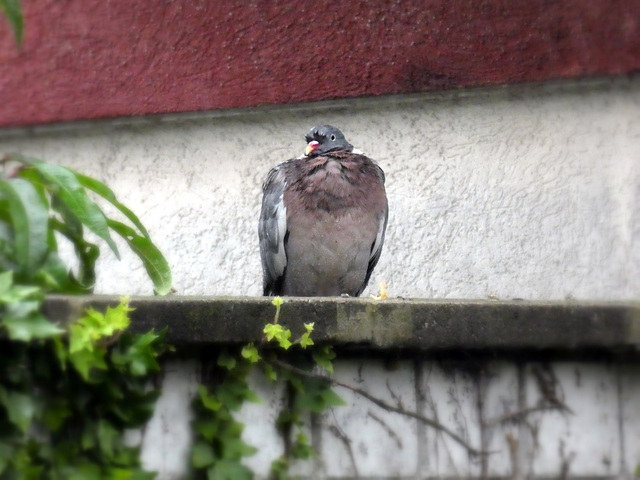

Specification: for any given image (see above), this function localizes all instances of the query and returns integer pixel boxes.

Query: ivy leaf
[291,432,314,460]
[264,363,277,382]
[2,302,63,341]
[198,385,222,412]
[217,350,236,370]
[263,323,281,342]
[0,178,49,278]
[0,387,36,433]
[312,346,336,374]
[220,437,257,460]
[240,343,260,364]
[0,271,41,303]
[320,388,346,409]
[192,441,216,468]
[97,420,118,460]
[69,347,108,381]
[65,463,102,480]
[194,417,220,443]
[299,332,314,349]
[263,324,291,350]
[207,460,254,480]
[107,220,172,295]
[0,0,23,46]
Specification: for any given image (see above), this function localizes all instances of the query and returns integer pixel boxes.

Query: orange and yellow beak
[305,140,320,156]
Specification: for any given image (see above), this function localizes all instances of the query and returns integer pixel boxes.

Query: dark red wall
[1,0,639,127]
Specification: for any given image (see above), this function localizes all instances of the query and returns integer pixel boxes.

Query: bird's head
[304,125,353,157]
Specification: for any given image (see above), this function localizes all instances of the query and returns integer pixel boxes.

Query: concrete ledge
[42,295,640,353]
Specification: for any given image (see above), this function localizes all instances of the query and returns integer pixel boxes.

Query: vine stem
[269,358,488,457]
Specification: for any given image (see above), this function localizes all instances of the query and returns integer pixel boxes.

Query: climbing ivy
[191,297,344,480]
[0,154,172,479]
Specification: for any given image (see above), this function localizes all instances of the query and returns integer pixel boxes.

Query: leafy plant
[193,298,344,480]
[0,153,173,479]
[191,353,260,480]
[0,154,171,295]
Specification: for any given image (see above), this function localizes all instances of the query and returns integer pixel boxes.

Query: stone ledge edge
[41,295,640,353]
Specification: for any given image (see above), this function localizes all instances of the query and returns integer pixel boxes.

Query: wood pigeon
[259,125,388,296]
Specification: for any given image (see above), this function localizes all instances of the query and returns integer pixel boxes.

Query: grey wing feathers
[258,166,288,295]
[361,164,388,294]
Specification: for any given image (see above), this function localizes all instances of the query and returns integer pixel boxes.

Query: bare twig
[328,424,359,478]
[483,405,564,429]
[270,358,488,456]
[367,410,402,449]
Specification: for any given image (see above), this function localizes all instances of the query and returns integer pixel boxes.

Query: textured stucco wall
[1,78,639,299]
[131,357,640,479]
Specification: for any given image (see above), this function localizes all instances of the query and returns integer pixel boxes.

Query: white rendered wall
[1,78,638,299]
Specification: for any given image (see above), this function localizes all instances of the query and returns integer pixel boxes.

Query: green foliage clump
[0,154,172,479]
[0,296,168,479]
[190,353,260,480]
[193,298,344,480]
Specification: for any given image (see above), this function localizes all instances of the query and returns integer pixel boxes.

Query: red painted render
[0,0,639,127]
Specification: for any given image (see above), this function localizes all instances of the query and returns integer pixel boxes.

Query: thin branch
[269,358,488,457]
[482,405,563,429]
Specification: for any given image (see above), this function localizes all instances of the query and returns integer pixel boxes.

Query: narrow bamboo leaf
[107,220,172,295]
[0,0,23,46]
[0,178,49,278]
[28,162,120,259]
[75,172,150,238]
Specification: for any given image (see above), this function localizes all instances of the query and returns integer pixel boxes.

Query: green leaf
[312,346,336,374]
[264,323,292,349]
[320,388,346,408]
[299,332,314,349]
[75,172,150,238]
[0,178,49,278]
[50,200,98,290]
[69,347,108,381]
[28,161,121,259]
[107,219,172,295]
[241,344,260,364]
[192,441,216,468]
[2,303,64,341]
[0,270,12,293]
[98,420,118,460]
[221,437,257,460]
[0,0,23,46]
[65,463,102,480]
[264,363,277,382]
[217,350,236,370]
[263,324,280,342]
[194,417,220,442]
[207,459,254,480]
[0,387,36,433]
[198,385,222,411]
[277,332,291,350]
[291,432,314,460]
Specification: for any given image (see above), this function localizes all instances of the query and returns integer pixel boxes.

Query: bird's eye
[330,134,336,141]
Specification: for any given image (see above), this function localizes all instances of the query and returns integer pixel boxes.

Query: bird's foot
[371,282,387,300]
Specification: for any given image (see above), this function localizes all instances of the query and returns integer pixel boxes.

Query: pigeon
[259,125,388,296]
